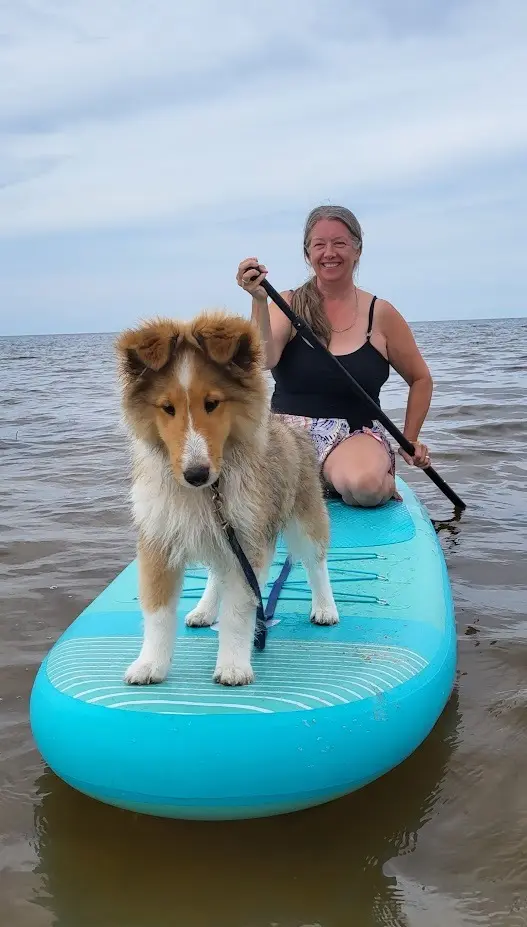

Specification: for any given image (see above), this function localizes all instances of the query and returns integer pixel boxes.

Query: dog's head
[115,312,267,488]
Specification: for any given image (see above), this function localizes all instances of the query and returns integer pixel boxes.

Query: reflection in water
[432,511,465,554]
[32,694,460,927]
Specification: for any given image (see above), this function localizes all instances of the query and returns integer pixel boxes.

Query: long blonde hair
[290,205,363,347]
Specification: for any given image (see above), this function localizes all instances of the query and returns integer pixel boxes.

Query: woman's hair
[289,204,363,346]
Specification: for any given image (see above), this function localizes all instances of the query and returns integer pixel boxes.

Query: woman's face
[306,218,359,285]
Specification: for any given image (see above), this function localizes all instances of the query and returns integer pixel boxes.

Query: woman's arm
[250,294,293,369]
[237,258,293,369]
[381,301,434,467]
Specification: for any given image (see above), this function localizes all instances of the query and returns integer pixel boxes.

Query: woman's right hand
[237,257,268,301]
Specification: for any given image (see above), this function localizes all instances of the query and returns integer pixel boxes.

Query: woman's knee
[335,471,393,508]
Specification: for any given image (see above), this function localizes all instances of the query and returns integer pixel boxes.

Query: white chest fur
[129,440,259,569]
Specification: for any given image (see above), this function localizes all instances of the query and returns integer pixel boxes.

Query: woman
[236,204,433,508]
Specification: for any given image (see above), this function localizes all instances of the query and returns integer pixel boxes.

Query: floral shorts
[274,414,396,476]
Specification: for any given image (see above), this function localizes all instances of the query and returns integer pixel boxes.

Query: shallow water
[1,318,527,927]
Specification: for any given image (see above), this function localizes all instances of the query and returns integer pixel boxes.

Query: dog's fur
[115,311,339,686]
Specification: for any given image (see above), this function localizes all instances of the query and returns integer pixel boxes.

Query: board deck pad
[44,486,443,716]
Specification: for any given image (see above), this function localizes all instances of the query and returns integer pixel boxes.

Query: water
[1,318,527,927]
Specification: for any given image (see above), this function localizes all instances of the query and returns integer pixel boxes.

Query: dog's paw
[124,657,169,685]
[185,605,217,627]
[213,662,255,686]
[311,602,340,626]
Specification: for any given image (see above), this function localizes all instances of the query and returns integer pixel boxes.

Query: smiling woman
[237,204,434,509]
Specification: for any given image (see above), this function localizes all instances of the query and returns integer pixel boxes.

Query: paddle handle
[258,277,466,511]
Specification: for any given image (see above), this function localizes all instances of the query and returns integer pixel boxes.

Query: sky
[0,0,526,336]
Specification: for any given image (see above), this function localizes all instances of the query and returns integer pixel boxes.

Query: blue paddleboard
[30,476,456,820]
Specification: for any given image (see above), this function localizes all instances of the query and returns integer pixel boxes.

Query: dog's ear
[116,321,182,376]
[192,315,259,372]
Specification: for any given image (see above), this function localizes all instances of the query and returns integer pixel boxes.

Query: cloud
[0,0,526,332]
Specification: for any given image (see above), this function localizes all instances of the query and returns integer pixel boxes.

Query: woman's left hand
[398,440,431,469]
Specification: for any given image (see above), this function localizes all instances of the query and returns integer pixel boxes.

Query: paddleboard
[30,476,456,820]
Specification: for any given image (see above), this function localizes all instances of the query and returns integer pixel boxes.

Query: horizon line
[1,313,526,339]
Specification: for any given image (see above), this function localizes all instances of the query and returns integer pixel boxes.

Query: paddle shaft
[258,277,467,511]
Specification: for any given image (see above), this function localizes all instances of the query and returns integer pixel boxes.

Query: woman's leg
[322,431,396,508]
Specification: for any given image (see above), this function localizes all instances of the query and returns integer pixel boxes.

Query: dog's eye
[204,398,220,414]
[161,404,176,416]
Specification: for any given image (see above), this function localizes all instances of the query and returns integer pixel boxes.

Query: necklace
[329,287,359,334]
[331,318,357,334]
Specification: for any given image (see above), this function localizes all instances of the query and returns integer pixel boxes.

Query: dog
[115,311,339,687]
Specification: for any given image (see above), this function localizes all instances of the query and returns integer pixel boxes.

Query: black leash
[210,481,268,650]
[264,556,292,621]
[255,274,466,512]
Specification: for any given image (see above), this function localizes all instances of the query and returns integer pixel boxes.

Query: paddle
[256,275,467,511]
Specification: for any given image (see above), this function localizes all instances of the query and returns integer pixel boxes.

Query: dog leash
[210,480,268,651]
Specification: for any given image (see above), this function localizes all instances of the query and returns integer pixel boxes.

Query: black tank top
[270,295,389,430]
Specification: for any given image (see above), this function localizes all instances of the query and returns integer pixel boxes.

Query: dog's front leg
[124,537,184,685]
[213,566,259,687]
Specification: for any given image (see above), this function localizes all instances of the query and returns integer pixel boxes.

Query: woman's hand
[237,257,268,301]
[398,440,431,469]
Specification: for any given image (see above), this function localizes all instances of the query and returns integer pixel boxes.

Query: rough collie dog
[115,311,339,687]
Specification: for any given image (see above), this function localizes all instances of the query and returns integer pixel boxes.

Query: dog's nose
[183,464,211,487]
